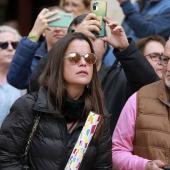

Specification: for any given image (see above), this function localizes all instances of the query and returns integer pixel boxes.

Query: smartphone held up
[48,13,73,28]
[90,0,107,37]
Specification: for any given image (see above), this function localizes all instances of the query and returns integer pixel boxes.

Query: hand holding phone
[90,1,107,37]
[101,17,130,51]
[29,8,59,38]
[73,13,102,39]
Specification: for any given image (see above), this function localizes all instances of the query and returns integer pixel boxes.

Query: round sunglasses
[0,41,19,50]
[64,52,96,65]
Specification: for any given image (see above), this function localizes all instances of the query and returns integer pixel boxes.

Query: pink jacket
[112,93,149,170]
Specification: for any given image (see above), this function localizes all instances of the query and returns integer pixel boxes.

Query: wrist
[27,33,39,42]
[118,44,129,52]
[118,48,126,52]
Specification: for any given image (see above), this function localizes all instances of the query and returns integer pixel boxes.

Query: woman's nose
[78,56,86,66]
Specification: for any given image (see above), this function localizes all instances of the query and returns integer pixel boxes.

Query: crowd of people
[0,0,170,169]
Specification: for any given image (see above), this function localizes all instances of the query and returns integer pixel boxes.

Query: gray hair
[0,25,21,41]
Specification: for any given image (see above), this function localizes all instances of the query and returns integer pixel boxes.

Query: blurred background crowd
[0,0,129,36]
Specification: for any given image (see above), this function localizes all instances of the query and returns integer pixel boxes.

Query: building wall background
[105,0,135,36]
[0,0,136,36]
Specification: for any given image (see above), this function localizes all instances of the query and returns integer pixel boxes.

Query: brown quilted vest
[133,80,170,165]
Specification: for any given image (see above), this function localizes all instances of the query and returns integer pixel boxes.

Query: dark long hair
[39,32,106,138]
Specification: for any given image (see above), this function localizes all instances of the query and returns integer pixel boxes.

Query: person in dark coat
[29,14,159,134]
[0,33,112,170]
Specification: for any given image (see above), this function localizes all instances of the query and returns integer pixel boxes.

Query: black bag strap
[23,114,41,157]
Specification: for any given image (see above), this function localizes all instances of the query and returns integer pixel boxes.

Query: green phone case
[48,13,73,28]
[90,1,107,37]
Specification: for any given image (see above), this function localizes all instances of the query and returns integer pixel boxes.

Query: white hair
[0,25,21,41]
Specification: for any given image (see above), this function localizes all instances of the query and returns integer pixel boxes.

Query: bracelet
[28,33,39,42]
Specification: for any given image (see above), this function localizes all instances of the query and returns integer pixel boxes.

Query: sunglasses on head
[0,41,19,50]
[64,52,96,65]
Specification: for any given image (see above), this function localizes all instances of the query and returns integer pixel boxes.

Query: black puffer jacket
[0,88,112,170]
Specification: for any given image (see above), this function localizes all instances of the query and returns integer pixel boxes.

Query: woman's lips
[53,34,63,38]
[76,70,88,75]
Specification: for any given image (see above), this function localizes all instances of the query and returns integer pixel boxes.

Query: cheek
[63,61,77,83]
[62,28,68,34]
[63,72,70,83]
[0,50,3,57]
[88,66,94,79]
[63,63,71,81]
[0,51,8,58]
[75,4,86,12]
[148,59,155,68]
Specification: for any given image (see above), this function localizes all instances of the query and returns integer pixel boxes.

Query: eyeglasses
[64,52,96,65]
[159,55,170,67]
[0,41,19,50]
[145,52,163,61]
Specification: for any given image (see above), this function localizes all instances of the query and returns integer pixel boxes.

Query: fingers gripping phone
[48,13,73,28]
[90,1,107,37]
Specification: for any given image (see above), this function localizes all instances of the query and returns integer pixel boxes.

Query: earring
[86,84,90,90]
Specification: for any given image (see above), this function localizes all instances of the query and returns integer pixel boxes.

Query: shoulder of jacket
[18,92,38,106]
[137,80,161,98]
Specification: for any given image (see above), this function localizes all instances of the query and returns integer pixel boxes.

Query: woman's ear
[43,32,45,37]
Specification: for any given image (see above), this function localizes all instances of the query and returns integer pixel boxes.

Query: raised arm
[102,17,159,93]
[118,0,170,39]
[7,8,60,89]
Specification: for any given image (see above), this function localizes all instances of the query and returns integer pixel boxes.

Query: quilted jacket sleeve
[0,95,36,169]
[7,37,40,89]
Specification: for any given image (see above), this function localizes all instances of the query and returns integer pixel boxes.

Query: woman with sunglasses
[0,32,112,170]
[0,25,26,128]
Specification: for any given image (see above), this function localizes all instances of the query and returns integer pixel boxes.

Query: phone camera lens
[93,2,98,10]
